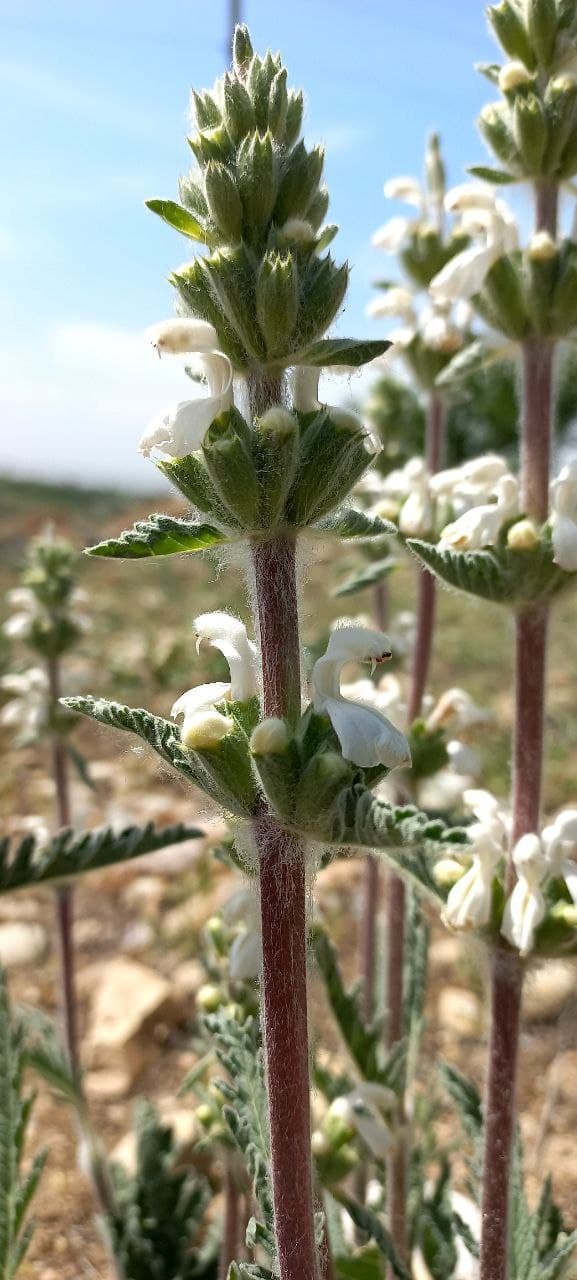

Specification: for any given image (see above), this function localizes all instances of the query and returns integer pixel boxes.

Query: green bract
[406,529,574,607]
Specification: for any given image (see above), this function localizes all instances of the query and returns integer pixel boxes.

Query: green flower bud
[513,93,547,173]
[250,718,300,816]
[191,89,222,130]
[178,175,209,220]
[498,60,537,93]
[196,1103,217,1127]
[188,125,233,166]
[525,232,559,334]
[222,72,256,144]
[306,185,330,231]
[284,90,304,148]
[507,518,541,550]
[557,0,577,30]
[249,51,279,130]
[233,24,254,78]
[275,141,324,224]
[551,240,577,332]
[286,409,373,525]
[238,130,279,235]
[480,252,530,339]
[204,161,243,241]
[170,260,250,370]
[158,453,239,526]
[425,132,446,203]
[294,750,353,829]
[487,2,536,69]
[526,0,558,66]
[184,710,259,814]
[256,251,299,357]
[202,408,261,527]
[268,67,289,140]
[182,709,232,749]
[254,408,300,526]
[558,120,577,177]
[296,256,349,349]
[199,248,266,360]
[544,75,577,173]
[479,102,523,171]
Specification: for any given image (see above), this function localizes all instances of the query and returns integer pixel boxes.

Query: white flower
[171,612,258,737]
[550,461,577,571]
[223,887,262,981]
[463,788,510,844]
[431,197,518,302]
[542,808,577,902]
[444,183,499,214]
[383,176,424,206]
[431,455,509,511]
[311,627,411,769]
[501,834,547,956]
[438,475,519,550]
[443,824,504,930]
[139,350,233,458]
[366,286,416,322]
[0,667,49,739]
[426,687,490,733]
[341,1082,397,1159]
[446,740,482,777]
[288,365,321,413]
[419,769,473,812]
[372,216,420,253]
[145,318,222,357]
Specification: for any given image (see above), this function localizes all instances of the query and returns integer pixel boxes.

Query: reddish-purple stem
[47,654,79,1072]
[251,535,318,1280]
[479,189,557,1280]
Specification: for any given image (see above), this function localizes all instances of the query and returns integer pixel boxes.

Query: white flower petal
[171,682,231,720]
[551,513,577,571]
[194,611,258,703]
[383,176,423,206]
[323,697,410,769]
[146,318,219,356]
[372,216,412,252]
[430,243,498,302]
[229,930,262,981]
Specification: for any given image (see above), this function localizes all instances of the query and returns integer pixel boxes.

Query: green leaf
[436,338,514,388]
[336,1246,386,1279]
[296,338,392,368]
[333,1195,411,1280]
[406,536,574,607]
[334,556,395,597]
[0,970,47,1277]
[315,510,397,540]
[61,695,255,816]
[85,514,228,559]
[64,743,97,790]
[18,1006,81,1104]
[145,198,207,241]
[0,820,202,895]
[311,924,384,1083]
[468,164,518,184]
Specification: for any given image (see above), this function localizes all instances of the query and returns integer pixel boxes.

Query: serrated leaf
[468,165,518,185]
[406,536,574,607]
[331,788,464,901]
[315,510,397,540]
[0,820,202,895]
[86,514,228,559]
[145,198,207,241]
[61,695,253,816]
[296,338,391,368]
[0,971,47,1276]
[333,557,396,598]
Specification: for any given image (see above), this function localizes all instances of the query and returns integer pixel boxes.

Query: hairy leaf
[333,1195,411,1280]
[311,925,383,1082]
[296,338,392,368]
[406,536,574,608]
[145,198,208,241]
[315,510,397,540]
[86,514,228,559]
[333,557,396,598]
[468,164,517,184]
[0,821,202,895]
[0,971,47,1278]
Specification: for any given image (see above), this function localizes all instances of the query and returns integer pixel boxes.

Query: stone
[0,921,48,968]
[86,957,183,1079]
[437,986,483,1038]
[84,1069,132,1101]
[172,959,206,1001]
[429,936,462,971]
[523,962,576,1023]
[123,875,166,916]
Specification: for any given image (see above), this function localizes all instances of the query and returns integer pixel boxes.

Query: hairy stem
[385,391,445,1272]
[479,188,557,1280]
[219,1165,240,1280]
[249,372,318,1280]
[47,655,79,1072]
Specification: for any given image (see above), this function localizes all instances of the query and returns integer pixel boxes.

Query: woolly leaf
[18,1006,81,1104]
[435,338,513,388]
[61,696,253,816]
[311,925,383,1083]
[296,338,392,368]
[228,1265,275,1280]
[0,970,47,1277]
[145,198,208,241]
[333,1195,411,1280]
[406,536,574,607]
[0,821,201,895]
[468,164,518,184]
[438,1061,482,1144]
[334,557,396,598]
[85,514,228,559]
[315,510,397,540]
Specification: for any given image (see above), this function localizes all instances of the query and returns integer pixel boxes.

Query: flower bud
[181,709,232,749]
[551,241,577,332]
[425,132,446,203]
[544,75,577,172]
[513,94,547,173]
[526,234,559,334]
[295,750,353,831]
[196,982,225,1012]
[528,231,557,261]
[479,103,522,171]
[506,517,540,550]
[222,72,255,144]
[191,89,221,131]
[202,408,261,528]
[238,131,278,235]
[433,857,467,888]
[286,409,372,525]
[256,251,299,357]
[483,253,530,339]
[233,25,254,78]
[250,718,290,755]
[268,67,289,139]
[204,161,244,241]
[526,0,558,67]
[498,60,536,93]
[255,408,300,526]
[487,2,536,69]
[276,218,317,247]
[275,141,324,223]
[284,90,304,148]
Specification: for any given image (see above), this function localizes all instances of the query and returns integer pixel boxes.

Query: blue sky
[0,0,502,488]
